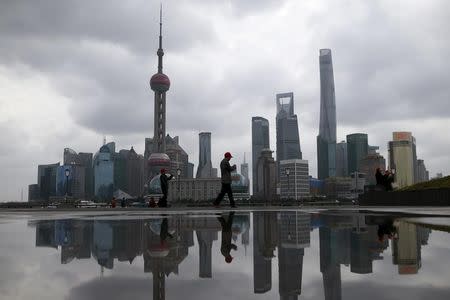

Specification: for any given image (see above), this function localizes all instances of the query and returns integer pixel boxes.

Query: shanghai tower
[317,49,337,179]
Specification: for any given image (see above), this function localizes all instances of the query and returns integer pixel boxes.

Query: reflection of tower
[317,49,337,179]
[196,230,218,278]
[253,212,278,293]
[394,221,422,274]
[277,212,310,300]
[350,230,372,274]
[319,227,342,300]
[196,132,214,178]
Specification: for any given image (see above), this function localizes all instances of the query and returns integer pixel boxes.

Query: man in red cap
[213,152,237,208]
[159,168,173,208]
[217,212,237,263]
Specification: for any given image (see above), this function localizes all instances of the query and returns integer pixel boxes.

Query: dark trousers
[159,190,168,207]
[214,183,235,206]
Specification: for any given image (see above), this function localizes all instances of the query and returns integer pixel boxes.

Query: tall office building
[94,144,114,200]
[56,165,86,199]
[125,147,144,197]
[276,93,302,169]
[317,49,337,180]
[346,133,368,174]
[254,149,277,200]
[335,141,348,177]
[388,132,417,188]
[78,152,94,199]
[241,154,249,186]
[196,132,214,178]
[416,159,429,183]
[252,117,270,194]
[37,162,60,200]
[147,7,171,182]
[360,148,386,186]
[166,135,189,178]
[279,159,310,200]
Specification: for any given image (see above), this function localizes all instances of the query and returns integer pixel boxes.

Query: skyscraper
[196,132,214,178]
[276,93,302,166]
[317,49,337,180]
[346,133,368,174]
[37,162,59,200]
[335,141,348,177]
[388,132,417,188]
[94,145,114,200]
[416,159,429,183]
[241,153,249,186]
[252,117,270,194]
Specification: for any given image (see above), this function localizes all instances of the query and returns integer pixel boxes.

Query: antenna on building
[103,136,106,146]
[243,152,246,164]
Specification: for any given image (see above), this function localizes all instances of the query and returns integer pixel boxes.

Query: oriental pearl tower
[147,6,171,179]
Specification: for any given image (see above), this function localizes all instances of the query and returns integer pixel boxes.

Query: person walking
[217,212,237,263]
[213,152,237,208]
[159,168,173,207]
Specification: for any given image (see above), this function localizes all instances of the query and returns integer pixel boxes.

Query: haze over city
[1,0,449,201]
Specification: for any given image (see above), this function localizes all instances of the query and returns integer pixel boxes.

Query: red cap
[225,255,233,263]
[160,168,166,173]
[224,152,233,158]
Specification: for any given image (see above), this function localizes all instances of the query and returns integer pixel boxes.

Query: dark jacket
[160,174,173,193]
[220,158,236,184]
[218,213,237,257]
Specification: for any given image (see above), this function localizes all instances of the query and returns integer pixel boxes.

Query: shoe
[230,205,237,208]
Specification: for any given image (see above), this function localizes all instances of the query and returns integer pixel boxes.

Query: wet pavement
[0,208,449,299]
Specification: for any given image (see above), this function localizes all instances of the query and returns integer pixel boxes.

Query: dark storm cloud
[0,0,215,55]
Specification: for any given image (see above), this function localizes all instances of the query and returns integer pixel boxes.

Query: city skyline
[1,1,450,201]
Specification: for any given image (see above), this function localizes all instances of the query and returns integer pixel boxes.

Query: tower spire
[157,3,164,74]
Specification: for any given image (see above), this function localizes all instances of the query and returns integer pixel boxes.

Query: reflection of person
[217,212,237,263]
[159,169,173,207]
[160,218,173,244]
[213,152,237,208]
[377,219,397,242]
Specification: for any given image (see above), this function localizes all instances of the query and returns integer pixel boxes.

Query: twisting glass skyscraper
[317,49,337,179]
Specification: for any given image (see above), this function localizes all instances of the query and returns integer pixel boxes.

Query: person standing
[159,168,173,207]
[213,152,237,208]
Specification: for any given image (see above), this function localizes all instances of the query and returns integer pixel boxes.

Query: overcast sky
[0,0,449,201]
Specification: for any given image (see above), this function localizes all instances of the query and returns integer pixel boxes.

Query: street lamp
[285,168,290,201]
[65,168,70,202]
[176,168,181,202]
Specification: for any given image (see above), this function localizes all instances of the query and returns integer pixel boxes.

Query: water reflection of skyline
[31,212,432,300]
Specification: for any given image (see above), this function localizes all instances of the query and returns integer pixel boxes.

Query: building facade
[335,141,348,177]
[56,165,86,199]
[276,93,302,168]
[350,172,366,197]
[359,151,386,186]
[416,159,429,183]
[37,162,60,200]
[196,132,214,178]
[254,149,277,201]
[279,159,310,200]
[317,49,337,180]
[252,117,270,195]
[346,133,368,174]
[94,145,114,200]
[388,132,417,188]
[324,177,352,199]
